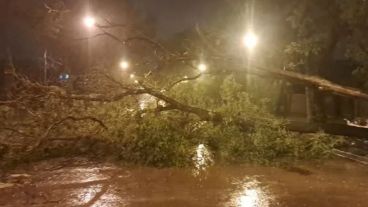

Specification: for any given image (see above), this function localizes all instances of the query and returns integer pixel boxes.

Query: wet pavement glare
[0,155,367,207]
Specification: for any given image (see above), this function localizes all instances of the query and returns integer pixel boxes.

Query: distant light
[134,80,139,84]
[130,74,135,79]
[83,16,96,28]
[58,73,70,81]
[119,60,129,70]
[198,63,207,72]
[243,31,258,50]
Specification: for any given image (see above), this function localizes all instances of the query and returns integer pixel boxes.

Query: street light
[119,60,129,71]
[198,63,207,72]
[243,31,258,50]
[83,16,96,28]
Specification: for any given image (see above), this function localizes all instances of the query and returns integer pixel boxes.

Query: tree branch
[166,74,202,90]
[139,82,222,122]
[250,64,368,101]
[31,116,108,150]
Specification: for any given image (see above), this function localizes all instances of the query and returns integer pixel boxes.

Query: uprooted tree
[1,0,368,166]
[0,38,363,166]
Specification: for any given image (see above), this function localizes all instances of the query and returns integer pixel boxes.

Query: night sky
[129,0,222,37]
[0,0,223,86]
[0,0,222,59]
[0,0,355,86]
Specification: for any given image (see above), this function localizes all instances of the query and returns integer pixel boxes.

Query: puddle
[0,157,367,206]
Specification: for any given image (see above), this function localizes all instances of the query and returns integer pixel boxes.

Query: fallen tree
[0,67,345,167]
[249,64,368,101]
[1,21,367,167]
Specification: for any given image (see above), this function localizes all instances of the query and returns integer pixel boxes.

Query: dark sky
[129,0,221,37]
[0,0,223,63]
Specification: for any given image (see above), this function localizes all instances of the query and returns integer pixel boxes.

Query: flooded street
[0,157,367,207]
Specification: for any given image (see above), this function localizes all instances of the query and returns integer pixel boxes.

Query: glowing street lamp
[243,31,258,50]
[83,16,96,28]
[119,60,129,71]
[198,63,207,72]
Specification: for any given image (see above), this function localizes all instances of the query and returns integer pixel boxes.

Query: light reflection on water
[192,144,214,176]
[3,158,367,206]
[77,186,125,207]
[74,147,272,206]
[79,184,102,203]
[233,179,272,207]
[191,144,272,206]
[61,167,126,206]
[239,189,259,207]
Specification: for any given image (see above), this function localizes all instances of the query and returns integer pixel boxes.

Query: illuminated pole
[243,31,258,50]
[242,30,258,90]
[82,15,96,71]
[83,16,96,29]
[43,49,47,85]
[198,63,207,73]
[119,60,129,71]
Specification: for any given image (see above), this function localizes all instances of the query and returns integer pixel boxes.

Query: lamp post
[242,31,259,89]
[83,16,96,29]
[243,31,258,51]
[198,63,207,73]
[119,60,129,71]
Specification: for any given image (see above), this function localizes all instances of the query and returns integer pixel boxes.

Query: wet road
[0,152,367,207]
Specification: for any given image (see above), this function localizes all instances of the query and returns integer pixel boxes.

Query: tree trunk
[244,64,368,102]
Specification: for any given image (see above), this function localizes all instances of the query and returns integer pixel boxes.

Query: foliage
[284,0,368,89]
[184,76,342,165]
[119,115,193,167]
[0,73,343,167]
[1,0,355,168]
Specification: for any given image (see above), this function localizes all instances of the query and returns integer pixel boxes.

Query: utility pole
[43,49,48,85]
[305,57,315,123]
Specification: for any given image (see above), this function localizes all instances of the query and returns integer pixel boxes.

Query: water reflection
[233,179,271,207]
[2,158,368,207]
[53,166,125,206]
[79,184,102,203]
[239,189,258,206]
[192,144,213,176]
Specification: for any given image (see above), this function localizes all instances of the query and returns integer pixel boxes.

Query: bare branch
[0,125,34,138]
[75,29,171,55]
[166,74,202,90]
[139,82,222,122]
[139,105,176,115]
[195,24,221,55]
[43,2,58,13]
[29,116,108,150]
[43,116,108,138]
